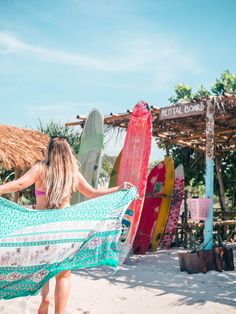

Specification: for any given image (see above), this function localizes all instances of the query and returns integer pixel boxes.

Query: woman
[0,137,132,314]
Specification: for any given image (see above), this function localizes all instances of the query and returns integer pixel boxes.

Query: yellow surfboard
[109,150,122,188]
[150,156,174,251]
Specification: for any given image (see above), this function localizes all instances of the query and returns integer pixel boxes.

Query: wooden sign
[159,102,205,120]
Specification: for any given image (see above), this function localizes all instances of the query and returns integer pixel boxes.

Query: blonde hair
[42,137,79,208]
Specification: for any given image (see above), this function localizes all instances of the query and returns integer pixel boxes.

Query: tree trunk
[215,157,226,212]
[232,190,236,208]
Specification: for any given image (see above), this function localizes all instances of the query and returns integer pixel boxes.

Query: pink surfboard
[117,101,152,261]
[133,161,166,254]
[160,164,184,249]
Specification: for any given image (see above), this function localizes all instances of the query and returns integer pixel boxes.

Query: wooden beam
[76,115,87,120]
[180,220,236,228]
[65,121,83,127]
[157,133,206,152]
[216,128,236,135]
[105,113,131,124]
[64,97,236,154]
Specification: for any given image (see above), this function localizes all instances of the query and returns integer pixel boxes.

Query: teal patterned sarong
[0,188,137,300]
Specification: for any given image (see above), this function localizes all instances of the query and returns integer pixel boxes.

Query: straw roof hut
[66,95,236,154]
[0,125,49,171]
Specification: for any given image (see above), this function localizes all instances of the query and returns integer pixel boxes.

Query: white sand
[0,247,235,314]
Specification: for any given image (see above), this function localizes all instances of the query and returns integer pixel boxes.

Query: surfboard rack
[145,192,172,199]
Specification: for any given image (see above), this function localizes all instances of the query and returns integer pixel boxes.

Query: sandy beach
[0,247,235,314]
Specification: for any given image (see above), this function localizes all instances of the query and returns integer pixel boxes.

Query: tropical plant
[211,70,236,95]
[169,84,192,104]
[193,85,211,99]
[167,70,236,210]
[99,154,114,186]
[36,119,81,154]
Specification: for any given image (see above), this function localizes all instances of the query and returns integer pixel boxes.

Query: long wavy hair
[41,137,79,208]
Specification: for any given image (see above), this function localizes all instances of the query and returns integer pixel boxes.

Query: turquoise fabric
[0,188,137,300]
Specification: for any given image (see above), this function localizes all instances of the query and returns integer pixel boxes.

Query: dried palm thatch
[0,125,49,170]
[66,95,236,154]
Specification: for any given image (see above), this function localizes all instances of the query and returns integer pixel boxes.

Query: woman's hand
[77,172,134,198]
[118,182,134,191]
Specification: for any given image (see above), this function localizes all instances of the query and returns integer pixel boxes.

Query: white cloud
[0,32,28,52]
[0,31,150,71]
[0,32,106,69]
[0,31,202,80]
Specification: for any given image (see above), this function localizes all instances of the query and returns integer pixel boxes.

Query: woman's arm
[77,172,133,198]
[0,164,40,195]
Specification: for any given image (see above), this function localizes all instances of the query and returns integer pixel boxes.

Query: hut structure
[66,95,236,249]
[66,95,236,153]
[0,125,49,201]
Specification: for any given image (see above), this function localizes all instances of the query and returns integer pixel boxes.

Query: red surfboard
[133,161,165,254]
[117,101,152,259]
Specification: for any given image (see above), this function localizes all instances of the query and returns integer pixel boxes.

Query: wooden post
[203,101,215,250]
[13,168,20,203]
[183,189,188,248]
[215,156,226,212]
[165,143,170,156]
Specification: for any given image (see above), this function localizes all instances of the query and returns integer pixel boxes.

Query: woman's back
[35,170,71,209]
[34,138,79,209]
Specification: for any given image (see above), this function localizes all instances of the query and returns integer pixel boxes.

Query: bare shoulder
[32,162,46,181]
[32,162,43,172]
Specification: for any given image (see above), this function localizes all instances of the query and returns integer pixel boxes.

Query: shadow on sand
[74,247,236,308]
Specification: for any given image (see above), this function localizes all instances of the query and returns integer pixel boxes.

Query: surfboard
[108,150,122,188]
[117,101,152,262]
[160,164,184,249]
[71,109,104,204]
[132,161,166,254]
[149,155,174,251]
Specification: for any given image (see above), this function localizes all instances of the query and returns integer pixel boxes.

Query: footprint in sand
[76,308,90,314]
[118,296,127,301]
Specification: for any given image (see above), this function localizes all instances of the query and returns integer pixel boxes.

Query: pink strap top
[35,189,46,196]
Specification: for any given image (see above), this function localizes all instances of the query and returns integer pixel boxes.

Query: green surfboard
[71,109,104,204]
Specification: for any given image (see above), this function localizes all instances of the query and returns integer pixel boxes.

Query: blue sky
[0,0,236,157]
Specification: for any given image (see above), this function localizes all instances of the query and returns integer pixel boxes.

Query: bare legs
[38,281,50,314]
[54,270,71,314]
[38,270,71,314]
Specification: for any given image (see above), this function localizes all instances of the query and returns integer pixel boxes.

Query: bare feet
[38,297,50,314]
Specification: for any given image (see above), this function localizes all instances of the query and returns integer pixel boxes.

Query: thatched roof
[0,125,49,170]
[66,95,236,154]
